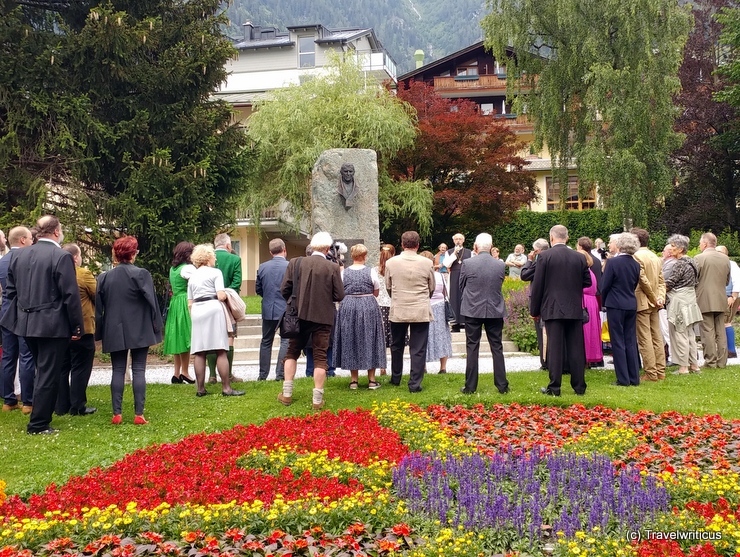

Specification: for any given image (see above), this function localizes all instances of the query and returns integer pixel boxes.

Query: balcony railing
[434,74,508,91]
[353,50,397,81]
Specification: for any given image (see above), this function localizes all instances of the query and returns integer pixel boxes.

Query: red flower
[391,523,411,536]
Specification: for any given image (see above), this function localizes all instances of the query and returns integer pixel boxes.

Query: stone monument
[311,148,380,267]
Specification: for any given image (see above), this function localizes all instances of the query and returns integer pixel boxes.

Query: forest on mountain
[223,0,486,74]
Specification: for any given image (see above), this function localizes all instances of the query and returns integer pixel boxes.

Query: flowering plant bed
[1,402,740,556]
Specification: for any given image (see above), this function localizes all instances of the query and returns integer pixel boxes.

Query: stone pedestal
[311,148,380,267]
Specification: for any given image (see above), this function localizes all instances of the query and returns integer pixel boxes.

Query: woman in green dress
[164,241,196,383]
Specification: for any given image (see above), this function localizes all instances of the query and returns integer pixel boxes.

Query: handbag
[279,257,303,338]
[441,277,454,323]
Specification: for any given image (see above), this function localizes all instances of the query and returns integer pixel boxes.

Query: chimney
[243,21,254,41]
[414,49,424,69]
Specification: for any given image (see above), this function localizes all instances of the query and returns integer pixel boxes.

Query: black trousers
[390,321,428,391]
[544,319,586,395]
[25,337,70,433]
[464,317,508,393]
[56,334,96,414]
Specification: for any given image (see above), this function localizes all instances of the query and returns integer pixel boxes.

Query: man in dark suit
[208,232,243,383]
[0,226,35,413]
[521,238,549,370]
[0,216,84,434]
[529,225,591,396]
[256,238,289,381]
[278,231,344,410]
[459,233,509,394]
[442,233,472,331]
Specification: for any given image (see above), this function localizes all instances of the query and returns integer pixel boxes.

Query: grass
[244,295,261,314]
[2,363,740,499]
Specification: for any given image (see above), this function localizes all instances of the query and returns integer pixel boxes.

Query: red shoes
[111,414,122,425]
[133,415,149,425]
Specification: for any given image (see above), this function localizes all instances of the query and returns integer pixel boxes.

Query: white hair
[475,233,493,252]
[310,231,333,251]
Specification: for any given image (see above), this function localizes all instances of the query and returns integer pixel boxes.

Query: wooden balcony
[434,74,509,94]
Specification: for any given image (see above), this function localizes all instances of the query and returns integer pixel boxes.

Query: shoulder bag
[279,257,303,338]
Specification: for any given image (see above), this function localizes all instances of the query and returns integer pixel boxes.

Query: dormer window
[299,36,315,68]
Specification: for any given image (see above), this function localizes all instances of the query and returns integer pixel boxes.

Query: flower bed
[1,401,739,556]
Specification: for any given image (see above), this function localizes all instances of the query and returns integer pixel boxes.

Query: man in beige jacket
[631,228,666,381]
[385,231,435,393]
[695,232,731,368]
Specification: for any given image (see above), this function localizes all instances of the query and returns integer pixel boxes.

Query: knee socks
[206,353,217,379]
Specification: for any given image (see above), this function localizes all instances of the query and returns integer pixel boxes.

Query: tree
[388,80,537,245]
[482,0,692,227]
[245,56,433,235]
[0,0,251,287]
[659,0,740,234]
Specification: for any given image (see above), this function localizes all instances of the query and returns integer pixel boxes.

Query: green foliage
[503,285,538,353]
[482,0,692,227]
[246,56,431,234]
[0,0,252,289]
[491,209,623,257]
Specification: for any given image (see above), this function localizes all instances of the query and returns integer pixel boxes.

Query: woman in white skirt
[188,244,244,397]
[420,251,453,373]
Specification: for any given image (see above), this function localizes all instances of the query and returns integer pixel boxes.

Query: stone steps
[233,316,528,365]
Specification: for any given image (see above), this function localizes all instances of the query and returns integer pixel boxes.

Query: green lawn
[1,364,739,498]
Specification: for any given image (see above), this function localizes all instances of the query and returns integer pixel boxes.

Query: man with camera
[278,231,344,410]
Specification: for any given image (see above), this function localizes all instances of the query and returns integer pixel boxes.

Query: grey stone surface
[312,149,380,267]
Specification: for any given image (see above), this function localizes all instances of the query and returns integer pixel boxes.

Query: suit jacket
[215,249,242,292]
[694,247,731,313]
[256,255,289,321]
[0,248,18,319]
[95,262,163,352]
[529,243,591,320]
[77,266,97,336]
[600,255,641,311]
[520,258,537,282]
[459,252,506,319]
[281,254,344,326]
[0,240,84,338]
[385,251,435,322]
[633,247,665,311]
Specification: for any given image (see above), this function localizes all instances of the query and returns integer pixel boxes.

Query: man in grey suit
[256,238,289,381]
[0,216,84,434]
[459,233,509,394]
[695,232,731,368]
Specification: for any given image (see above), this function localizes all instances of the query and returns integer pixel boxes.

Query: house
[212,23,399,294]
[397,41,595,213]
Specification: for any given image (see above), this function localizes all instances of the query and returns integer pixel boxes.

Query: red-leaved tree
[388,80,537,243]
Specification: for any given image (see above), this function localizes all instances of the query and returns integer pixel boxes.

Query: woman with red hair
[96,236,162,424]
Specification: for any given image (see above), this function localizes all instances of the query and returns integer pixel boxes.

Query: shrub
[503,286,538,353]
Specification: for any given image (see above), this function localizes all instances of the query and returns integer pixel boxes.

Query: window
[299,36,315,67]
[546,176,596,211]
[481,103,494,115]
[231,240,241,256]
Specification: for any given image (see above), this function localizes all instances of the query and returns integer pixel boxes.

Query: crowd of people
[2,215,737,427]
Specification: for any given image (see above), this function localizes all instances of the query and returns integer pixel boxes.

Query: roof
[233,36,293,50]
[523,158,577,171]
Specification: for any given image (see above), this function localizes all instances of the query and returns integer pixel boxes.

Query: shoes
[409,387,423,393]
[368,381,381,390]
[171,375,183,384]
[111,414,122,425]
[2,403,19,412]
[327,371,336,377]
[729,352,737,358]
[539,365,548,370]
[70,407,97,416]
[133,415,149,425]
[639,375,658,382]
[689,367,702,373]
[277,393,293,406]
[196,390,210,397]
[27,427,58,435]
[671,370,690,375]
[666,361,676,367]
[312,400,326,410]
[180,375,196,384]
[460,388,474,394]
[389,381,400,386]
[499,388,510,394]
[611,382,630,386]
[230,375,246,383]
[438,369,447,374]
[208,377,217,384]
[21,405,32,415]
[540,387,560,396]
[222,390,245,396]
[349,381,359,390]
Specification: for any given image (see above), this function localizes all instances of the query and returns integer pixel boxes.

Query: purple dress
[583,269,603,363]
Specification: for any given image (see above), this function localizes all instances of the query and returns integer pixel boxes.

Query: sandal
[438,369,447,374]
[349,381,359,390]
[368,380,381,390]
